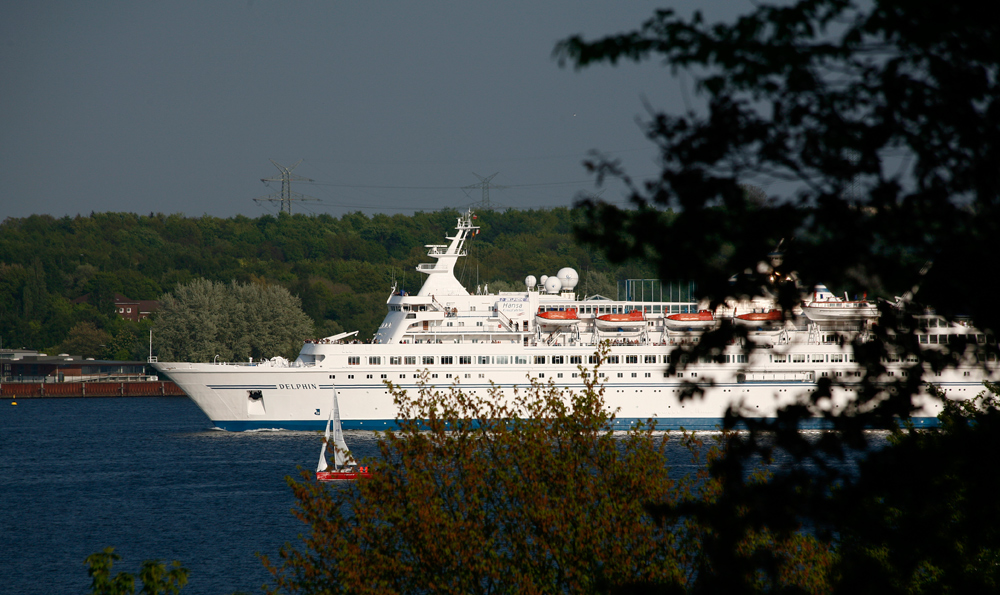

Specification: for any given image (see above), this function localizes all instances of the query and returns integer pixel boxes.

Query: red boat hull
[317,470,372,482]
[664,309,718,329]
[597,310,644,323]
[536,308,578,321]
[666,310,715,322]
[735,310,782,323]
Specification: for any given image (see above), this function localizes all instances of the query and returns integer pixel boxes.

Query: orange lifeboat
[664,309,718,330]
[535,308,580,327]
[734,309,783,326]
[595,309,646,330]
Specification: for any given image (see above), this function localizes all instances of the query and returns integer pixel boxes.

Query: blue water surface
[0,396,876,594]
[0,397,382,595]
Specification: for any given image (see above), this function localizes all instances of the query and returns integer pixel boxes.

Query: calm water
[0,396,874,594]
[0,397,383,595]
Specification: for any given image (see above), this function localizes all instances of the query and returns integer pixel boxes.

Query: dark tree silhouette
[556,0,999,592]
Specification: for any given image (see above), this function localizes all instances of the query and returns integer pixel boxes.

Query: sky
[1,1,744,220]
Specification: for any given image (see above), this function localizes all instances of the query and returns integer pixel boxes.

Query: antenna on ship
[252,159,320,214]
[462,172,507,211]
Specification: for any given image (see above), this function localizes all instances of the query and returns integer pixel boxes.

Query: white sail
[332,387,356,469]
[316,406,332,472]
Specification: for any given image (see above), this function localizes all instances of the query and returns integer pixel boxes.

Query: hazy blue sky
[2,1,741,220]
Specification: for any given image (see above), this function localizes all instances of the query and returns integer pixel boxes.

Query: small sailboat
[316,387,371,481]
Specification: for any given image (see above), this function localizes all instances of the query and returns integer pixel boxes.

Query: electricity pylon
[252,159,319,214]
[462,172,507,211]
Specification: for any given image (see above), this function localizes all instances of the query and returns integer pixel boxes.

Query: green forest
[0,208,656,360]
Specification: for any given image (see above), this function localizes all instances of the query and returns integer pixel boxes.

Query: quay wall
[1,381,186,398]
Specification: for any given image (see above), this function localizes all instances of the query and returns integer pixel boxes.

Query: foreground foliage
[85,547,188,595]
[263,353,832,594]
[830,382,1000,593]
[556,1,1000,592]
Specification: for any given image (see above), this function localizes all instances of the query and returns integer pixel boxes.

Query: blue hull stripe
[212,416,941,432]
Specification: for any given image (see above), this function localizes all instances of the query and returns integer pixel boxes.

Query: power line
[309,200,469,212]
[302,179,595,190]
[247,164,642,215]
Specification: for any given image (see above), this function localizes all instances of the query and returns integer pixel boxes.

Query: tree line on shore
[0,208,653,360]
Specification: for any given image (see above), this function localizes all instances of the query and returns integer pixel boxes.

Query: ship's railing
[208,359,315,368]
[401,333,687,347]
[570,301,701,317]
[426,246,467,256]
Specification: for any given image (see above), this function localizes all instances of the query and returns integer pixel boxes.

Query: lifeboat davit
[535,308,580,327]
[595,309,646,330]
[664,310,718,330]
[734,309,783,326]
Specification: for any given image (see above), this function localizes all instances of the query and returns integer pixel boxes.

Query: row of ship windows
[342,352,996,366]
[390,305,486,312]
[541,304,698,314]
[329,369,971,383]
[346,354,751,366]
[773,352,997,364]
[921,319,974,328]
[330,371,697,381]
[918,334,993,344]
[389,305,435,312]
[772,354,856,363]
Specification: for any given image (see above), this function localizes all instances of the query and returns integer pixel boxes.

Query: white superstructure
[154,211,998,431]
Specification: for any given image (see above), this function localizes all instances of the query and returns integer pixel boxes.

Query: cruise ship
[153,211,998,431]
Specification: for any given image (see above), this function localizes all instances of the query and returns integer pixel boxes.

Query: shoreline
[5,394,187,399]
[2,381,187,398]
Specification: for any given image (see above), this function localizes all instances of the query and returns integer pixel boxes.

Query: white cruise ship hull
[153,211,998,431]
[155,342,987,431]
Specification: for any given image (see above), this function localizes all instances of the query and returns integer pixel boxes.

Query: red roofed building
[72,293,160,322]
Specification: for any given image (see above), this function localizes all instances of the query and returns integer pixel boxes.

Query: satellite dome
[556,267,579,290]
[525,275,537,289]
[540,275,549,285]
[544,276,563,294]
